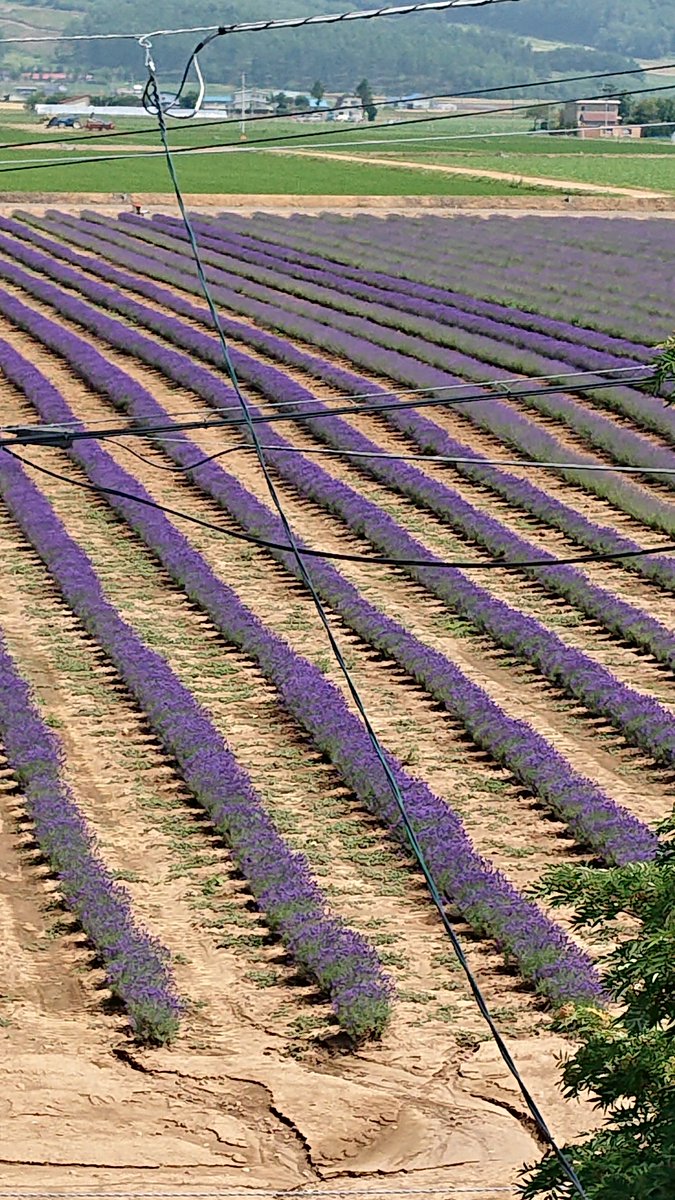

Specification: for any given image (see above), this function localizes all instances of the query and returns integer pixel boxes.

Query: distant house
[563,98,621,138]
[295,96,331,122]
[333,96,364,122]
[232,88,274,116]
[201,94,232,113]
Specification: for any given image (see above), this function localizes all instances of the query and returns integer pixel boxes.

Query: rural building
[610,123,643,139]
[562,98,621,137]
[332,96,365,122]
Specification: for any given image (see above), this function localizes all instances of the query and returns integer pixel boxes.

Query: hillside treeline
[465,0,675,59]
[26,0,644,94]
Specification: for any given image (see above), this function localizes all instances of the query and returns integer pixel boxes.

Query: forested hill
[3,0,666,91]
[463,0,675,60]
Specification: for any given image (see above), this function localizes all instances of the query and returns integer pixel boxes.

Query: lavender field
[0,210,673,1188]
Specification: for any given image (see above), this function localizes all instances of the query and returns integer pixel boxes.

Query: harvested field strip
[0,418,392,1039]
[0,337,603,1008]
[0,303,667,864]
[22,211,675,547]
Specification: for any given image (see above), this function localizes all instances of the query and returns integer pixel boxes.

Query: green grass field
[0,144,548,194]
[0,109,673,194]
[374,147,675,190]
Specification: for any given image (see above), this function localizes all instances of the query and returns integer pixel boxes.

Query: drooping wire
[0,362,656,437]
[6,442,675,572]
[141,0,523,117]
[0,367,659,450]
[0,0,521,48]
[140,37,591,1199]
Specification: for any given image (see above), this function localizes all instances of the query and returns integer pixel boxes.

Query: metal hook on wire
[139,31,206,120]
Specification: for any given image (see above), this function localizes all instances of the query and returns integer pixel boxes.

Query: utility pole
[240,71,247,140]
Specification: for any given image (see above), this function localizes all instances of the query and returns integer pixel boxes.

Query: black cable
[109,436,248,471]
[8,58,671,158]
[7,441,675,569]
[148,0,523,114]
[116,436,675,480]
[0,371,659,450]
[3,77,673,181]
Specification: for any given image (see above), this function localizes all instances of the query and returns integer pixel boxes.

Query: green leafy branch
[651,334,675,401]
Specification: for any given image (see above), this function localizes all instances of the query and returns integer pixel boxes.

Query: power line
[0,363,653,432]
[144,33,591,1192]
[6,443,675,599]
[98,430,675,481]
[0,363,653,434]
[234,442,675,478]
[0,0,520,46]
[0,368,658,449]
[144,0,524,117]
[8,115,675,173]
[4,78,673,180]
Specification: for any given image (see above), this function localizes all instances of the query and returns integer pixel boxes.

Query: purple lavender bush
[0,633,182,1042]
[15,210,675,593]
[0,325,659,871]
[0,345,605,1005]
[0,253,670,777]
[0,451,393,1039]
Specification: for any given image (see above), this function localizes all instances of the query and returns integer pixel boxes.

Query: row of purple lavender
[2,226,674,782]
[0,441,393,1040]
[0,628,181,1042]
[24,210,675,551]
[0,304,607,1006]
[14,210,674,593]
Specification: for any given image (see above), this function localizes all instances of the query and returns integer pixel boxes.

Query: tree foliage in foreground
[522,828,675,1199]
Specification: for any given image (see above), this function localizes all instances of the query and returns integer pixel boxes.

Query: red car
[85,117,115,130]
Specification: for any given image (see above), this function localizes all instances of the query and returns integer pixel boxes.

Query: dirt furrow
[0,742,104,1049]
[6,384,558,1048]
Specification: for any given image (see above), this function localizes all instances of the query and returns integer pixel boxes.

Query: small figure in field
[129,195,148,216]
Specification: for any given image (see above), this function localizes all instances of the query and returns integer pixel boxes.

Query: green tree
[272,91,290,115]
[310,79,325,102]
[522,832,675,1200]
[294,94,310,110]
[355,77,377,122]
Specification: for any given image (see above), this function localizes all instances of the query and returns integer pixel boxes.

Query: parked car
[85,117,115,130]
[46,115,80,128]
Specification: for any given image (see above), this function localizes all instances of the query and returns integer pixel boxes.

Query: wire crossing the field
[136,19,593,1196]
